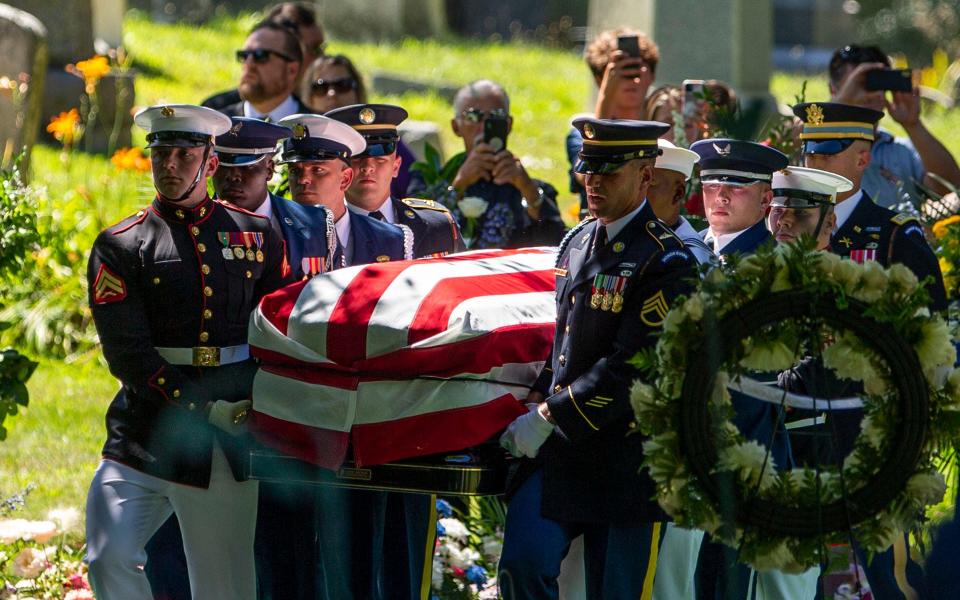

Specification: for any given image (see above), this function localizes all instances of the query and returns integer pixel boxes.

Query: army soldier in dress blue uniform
[791,101,940,599]
[83,105,292,600]
[327,103,465,258]
[278,113,412,266]
[795,101,947,312]
[496,118,698,599]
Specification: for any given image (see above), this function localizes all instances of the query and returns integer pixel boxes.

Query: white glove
[499,403,555,458]
[207,399,252,437]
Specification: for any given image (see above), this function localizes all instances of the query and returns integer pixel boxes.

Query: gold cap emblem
[292,123,307,139]
[583,123,596,139]
[160,106,175,118]
[359,107,376,125]
[805,103,824,126]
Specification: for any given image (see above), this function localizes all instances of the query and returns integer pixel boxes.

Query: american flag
[248,247,559,469]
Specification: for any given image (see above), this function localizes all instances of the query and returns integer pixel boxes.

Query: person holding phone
[567,28,660,217]
[828,44,960,208]
[430,79,565,248]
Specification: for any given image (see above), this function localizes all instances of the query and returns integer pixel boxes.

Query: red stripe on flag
[326,262,410,365]
[407,270,556,345]
[350,393,527,466]
[257,280,309,337]
[249,410,349,470]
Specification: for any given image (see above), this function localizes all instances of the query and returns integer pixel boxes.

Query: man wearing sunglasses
[217,21,311,122]
[328,103,464,258]
[828,44,960,207]
[431,79,564,248]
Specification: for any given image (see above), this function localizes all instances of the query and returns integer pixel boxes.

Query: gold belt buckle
[192,346,221,367]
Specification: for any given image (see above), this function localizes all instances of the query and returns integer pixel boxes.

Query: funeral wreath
[631,241,960,572]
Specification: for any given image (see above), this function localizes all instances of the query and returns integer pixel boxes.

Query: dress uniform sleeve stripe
[567,386,599,431]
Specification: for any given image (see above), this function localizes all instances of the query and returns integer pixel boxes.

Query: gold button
[564,325,570,333]
[628,421,638,430]
[157,377,165,385]
[197,243,207,253]
[175,209,185,219]
[245,270,252,279]
[191,226,200,236]
[172,389,181,398]
[554,385,562,393]
[137,210,144,217]
[558,354,566,366]
[199,331,209,342]
[187,402,196,411]
[201,264,210,275]
[153,277,161,285]
[203,309,212,319]
[200,207,207,217]
[203,286,213,297]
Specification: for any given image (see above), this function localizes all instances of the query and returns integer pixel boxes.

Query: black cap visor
[146,131,211,148]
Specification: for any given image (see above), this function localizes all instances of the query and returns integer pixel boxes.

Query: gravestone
[315,0,447,41]
[398,120,444,164]
[587,0,774,107]
[0,4,47,174]
[4,0,93,68]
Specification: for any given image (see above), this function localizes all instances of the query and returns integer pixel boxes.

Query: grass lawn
[6,9,960,526]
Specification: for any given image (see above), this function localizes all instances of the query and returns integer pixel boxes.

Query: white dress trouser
[85,443,258,600]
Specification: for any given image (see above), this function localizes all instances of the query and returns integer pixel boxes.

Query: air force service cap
[325,103,408,157]
[656,139,699,179]
[135,104,232,148]
[277,113,366,164]
[214,117,291,167]
[690,138,788,185]
[771,166,852,208]
[792,102,883,155]
[572,117,669,174]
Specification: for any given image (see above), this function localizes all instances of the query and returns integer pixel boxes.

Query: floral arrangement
[431,498,502,599]
[932,214,960,298]
[631,240,960,572]
[0,506,90,599]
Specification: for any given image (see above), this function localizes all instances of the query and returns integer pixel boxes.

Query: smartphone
[682,79,705,120]
[865,68,914,92]
[617,35,640,58]
[483,115,509,152]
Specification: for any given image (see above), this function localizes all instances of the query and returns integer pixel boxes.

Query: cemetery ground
[4,9,960,538]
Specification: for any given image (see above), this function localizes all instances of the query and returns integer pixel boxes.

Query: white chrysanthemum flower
[457,196,488,219]
[749,541,795,572]
[860,415,883,449]
[853,260,886,303]
[684,294,704,321]
[917,319,956,382]
[740,340,797,372]
[815,251,841,279]
[888,263,919,294]
[823,335,877,383]
[719,441,777,493]
[906,471,946,504]
[630,381,657,416]
[438,518,470,542]
[662,306,684,335]
[831,258,861,293]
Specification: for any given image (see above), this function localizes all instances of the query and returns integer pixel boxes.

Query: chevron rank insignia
[640,290,669,326]
[93,264,127,304]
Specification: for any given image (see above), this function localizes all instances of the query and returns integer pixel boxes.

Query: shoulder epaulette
[401,197,451,213]
[644,219,681,251]
[110,207,151,235]
[556,216,597,265]
[891,212,919,226]
[217,198,268,219]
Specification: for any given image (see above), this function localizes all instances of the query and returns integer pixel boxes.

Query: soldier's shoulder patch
[660,248,691,265]
[93,264,127,304]
[401,197,451,212]
[891,212,919,226]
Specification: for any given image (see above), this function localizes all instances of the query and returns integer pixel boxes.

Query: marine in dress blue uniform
[497,118,698,600]
[277,113,410,267]
[788,101,940,600]
[84,105,293,600]
[328,103,465,258]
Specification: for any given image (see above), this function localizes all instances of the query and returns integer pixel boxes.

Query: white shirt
[832,189,863,232]
[351,197,397,224]
[334,201,351,248]
[705,227,751,254]
[242,95,299,122]
[254,193,272,219]
[602,202,645,241]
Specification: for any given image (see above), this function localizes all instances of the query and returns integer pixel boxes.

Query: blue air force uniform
[327,103,465,258]
[498,119,698,600]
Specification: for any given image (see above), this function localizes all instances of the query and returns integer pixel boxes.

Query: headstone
[40,68,135,154]
[315,0,447,41]
[372,72,459,103]
[4,0,93,68]
[92,0,126,52]
[398,120,444,164]
[587,0,774,106]
[0,4,47,174]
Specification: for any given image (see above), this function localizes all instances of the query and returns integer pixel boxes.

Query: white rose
[457,196,488,219]
[11,547,46,579]
[438,518,470,542]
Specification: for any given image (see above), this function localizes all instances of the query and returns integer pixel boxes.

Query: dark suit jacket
[217,95,311,119]
[270,194,337,279]
[534,203,698,524]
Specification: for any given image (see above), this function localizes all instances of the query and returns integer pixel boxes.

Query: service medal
[222,247,234,260]
[234,247,245,259]
[256,250,264,263]
[601,286,613,311]
[612,294,623,313]
[246,249,255,261]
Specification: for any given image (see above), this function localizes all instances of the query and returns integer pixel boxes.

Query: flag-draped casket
[248,247,559,469]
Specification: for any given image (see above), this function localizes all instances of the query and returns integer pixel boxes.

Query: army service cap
[572,117,669,174]
[792,102,883,155]
[325,103,408,158]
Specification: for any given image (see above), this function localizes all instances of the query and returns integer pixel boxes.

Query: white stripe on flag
[287,265,365,358]
[253,368,357,432]
[411,291,557,349]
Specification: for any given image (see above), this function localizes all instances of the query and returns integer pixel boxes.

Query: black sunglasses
[311,78,357,94]
[459,107,508,123]
[236,48,295,64]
